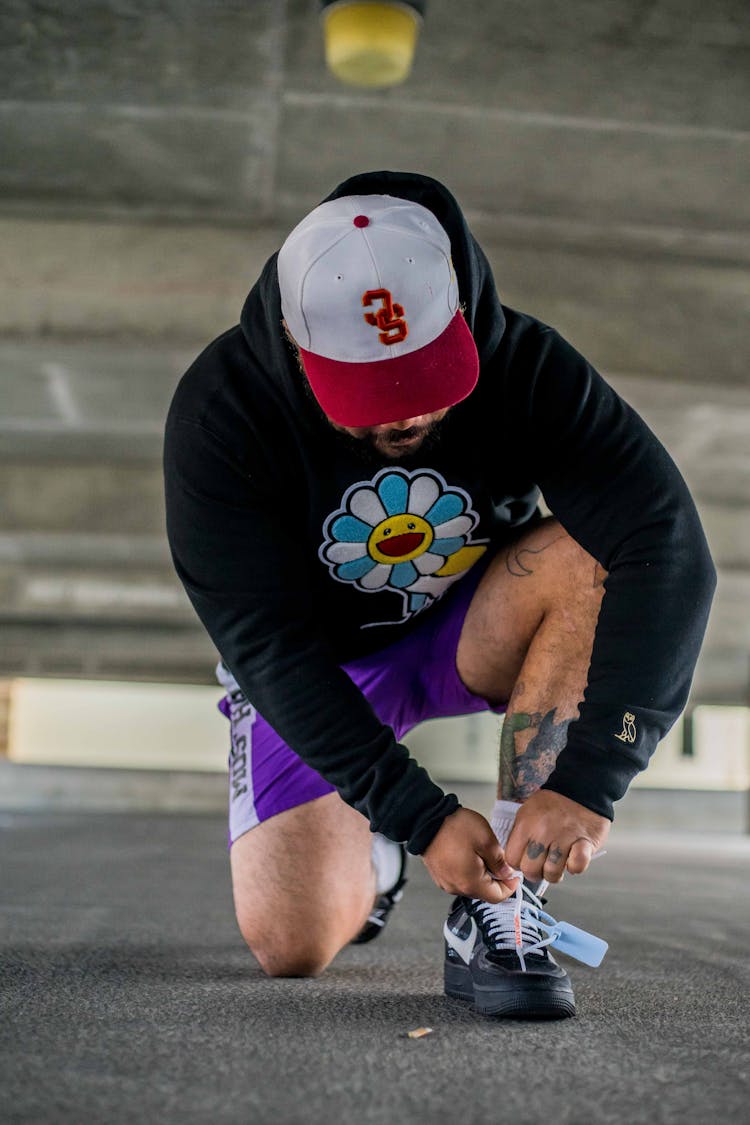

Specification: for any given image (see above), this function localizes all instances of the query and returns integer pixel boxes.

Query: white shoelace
[473,850,609,971]
[472,877,555,973]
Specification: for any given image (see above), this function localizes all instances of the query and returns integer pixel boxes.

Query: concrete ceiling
[0,0,748,703]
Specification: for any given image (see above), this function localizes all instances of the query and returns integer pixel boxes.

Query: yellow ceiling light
[321,1,426,88]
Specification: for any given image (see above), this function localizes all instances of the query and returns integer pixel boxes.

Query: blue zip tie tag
[536,914,609,967]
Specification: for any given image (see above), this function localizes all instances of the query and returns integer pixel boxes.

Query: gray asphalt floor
[2,810,749,1125]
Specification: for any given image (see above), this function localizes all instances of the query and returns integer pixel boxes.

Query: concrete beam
[1,217,747,388]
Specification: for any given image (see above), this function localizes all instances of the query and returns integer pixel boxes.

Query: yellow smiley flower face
[321,468,489,617]
[367,512,435,565]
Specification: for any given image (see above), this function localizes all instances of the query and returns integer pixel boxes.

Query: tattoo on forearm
[498,708,572,802]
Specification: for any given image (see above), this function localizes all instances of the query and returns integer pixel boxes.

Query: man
[164,170,715,1019]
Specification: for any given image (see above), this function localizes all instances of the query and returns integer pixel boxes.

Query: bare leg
[231,792,376,977]
[234,521,603,976]
[456,518,607,804]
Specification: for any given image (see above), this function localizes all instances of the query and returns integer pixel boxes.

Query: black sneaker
[443,883,576,1019]
[351,844,408,945]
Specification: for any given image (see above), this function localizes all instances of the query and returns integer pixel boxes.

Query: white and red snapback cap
[277,194,479,426]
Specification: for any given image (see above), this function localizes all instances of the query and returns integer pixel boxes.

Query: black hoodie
[163,170,716,854]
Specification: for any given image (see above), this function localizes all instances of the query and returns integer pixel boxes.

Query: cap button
[353,215,370,228]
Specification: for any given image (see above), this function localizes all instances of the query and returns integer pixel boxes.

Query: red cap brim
[299,311,479,427]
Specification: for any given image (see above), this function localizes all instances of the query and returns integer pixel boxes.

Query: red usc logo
[362,288,408,346]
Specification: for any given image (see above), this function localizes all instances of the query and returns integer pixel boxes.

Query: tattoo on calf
[498,707,572,802]
[498,711,537,800]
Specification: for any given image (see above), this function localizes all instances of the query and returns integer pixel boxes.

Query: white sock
[371,833,403,894]
[490,798,521,849]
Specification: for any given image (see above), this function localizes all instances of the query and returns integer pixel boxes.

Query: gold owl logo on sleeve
[614,712,637,744]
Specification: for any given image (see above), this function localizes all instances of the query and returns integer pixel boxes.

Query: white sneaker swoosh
[443,916,477,965]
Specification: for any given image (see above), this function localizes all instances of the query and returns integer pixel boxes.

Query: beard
[329,413,451,468]
[288,339,451,466]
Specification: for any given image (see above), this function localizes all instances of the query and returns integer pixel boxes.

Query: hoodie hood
[239,171,506,414]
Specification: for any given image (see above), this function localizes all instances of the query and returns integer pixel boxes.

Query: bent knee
[237,917,342,978]
[534,525,607,616]
[555,522,607,585]
[255,947,332,979]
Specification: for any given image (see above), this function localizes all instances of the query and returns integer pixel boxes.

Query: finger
[518,837,549,883]
[481,834,505,864]
[463,851,518,903]
[474,869,519,904]
[503,824,525,870]
[475,825,518,886]
[542,842,568,884]
[479,839,515,885]
[567,838,594,875]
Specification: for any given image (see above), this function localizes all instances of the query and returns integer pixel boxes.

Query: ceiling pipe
[320,1,426,88]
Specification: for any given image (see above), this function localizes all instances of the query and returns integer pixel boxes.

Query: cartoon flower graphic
[320,469,487,620]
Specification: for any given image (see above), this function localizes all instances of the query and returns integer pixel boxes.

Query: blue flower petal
[378,473,409,516]
[408,593,429,612]
[331,514,372,543]
[431,536,466,556]
[390,560,418,588]
[424,493,465,526]
[336,556,378,581]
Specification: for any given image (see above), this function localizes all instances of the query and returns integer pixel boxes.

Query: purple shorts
[217,561,504,846]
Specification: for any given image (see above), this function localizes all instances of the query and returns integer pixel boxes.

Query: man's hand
[504,790,610,884]
[421,807,519,903]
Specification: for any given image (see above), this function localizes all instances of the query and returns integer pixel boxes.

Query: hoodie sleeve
[512,325,716,819]
[163,412,459,853]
